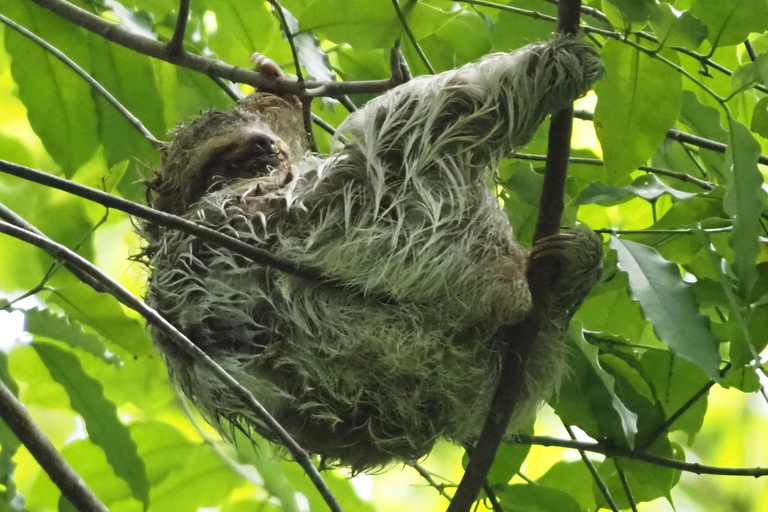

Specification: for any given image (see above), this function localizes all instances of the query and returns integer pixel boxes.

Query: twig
[513,152,715,190]
[594,227,732,235]
[265,0,318,152]
[445,1,583,511]
[167,0,191,55]
[566,425,618,512]
[614,459,638,512]
[0,377,109,512]
[26,0,394,98]
[482,482,504,512]
[408,463,453,501]
[391,0,435,74]
[744,40,757,61]
[511,435,768,476]
[0,220,346,512]
[0,12,161,148]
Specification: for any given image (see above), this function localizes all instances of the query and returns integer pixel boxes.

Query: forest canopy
[0,0,767,511]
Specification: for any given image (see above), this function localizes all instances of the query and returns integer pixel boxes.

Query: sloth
[139,36,604,472]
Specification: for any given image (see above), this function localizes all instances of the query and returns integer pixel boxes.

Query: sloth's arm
[338,37,602,181]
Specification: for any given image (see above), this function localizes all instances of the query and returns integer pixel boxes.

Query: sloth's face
[149,110,293,216]
[193,126,292,192]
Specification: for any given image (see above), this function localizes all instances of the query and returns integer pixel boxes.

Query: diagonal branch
[445,2,584,511]
[0,160,393,306]
[391,0,435,74]
[0,377,109,512]
[0,220,346,512]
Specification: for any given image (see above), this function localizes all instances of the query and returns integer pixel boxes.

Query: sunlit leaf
[594,41,682,182]
[691,0,768,48]
[610,237,721,378]
[723,119,763,298]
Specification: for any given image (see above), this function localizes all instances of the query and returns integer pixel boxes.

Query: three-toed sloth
[140,36,604,472]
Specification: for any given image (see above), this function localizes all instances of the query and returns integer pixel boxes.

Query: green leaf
[596,442,680,508]
[86,35,164,200]
[496,483,581,512]
[571,174,696,207]
[207,0,288,68]
[492,0,558,51]
[537,461,596,510]
[551,323,638,446]
[723,119,763,298]
[730,52,768,93]
[3,0,99,175]
[610,237,721,378]
[691,0,768,48]
[147,447,241,512]
[603,0,657,23]
[752,96,768,138]
[576,270,648,343]
[23,308,121,365]
[47,282,152,357]
[649,4,707,50]
[640,351,710,440]
[33,342,149,507]
[486,442,532,486]
[27,439,141,511]
[594,40,682,183]
[300,0,456,50]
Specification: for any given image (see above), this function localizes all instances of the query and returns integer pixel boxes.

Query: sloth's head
[147,94,304,217]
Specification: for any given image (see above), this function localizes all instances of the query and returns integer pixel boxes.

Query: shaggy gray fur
[140,36,603,472]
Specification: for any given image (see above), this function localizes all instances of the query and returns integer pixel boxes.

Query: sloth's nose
[249,133,279,155]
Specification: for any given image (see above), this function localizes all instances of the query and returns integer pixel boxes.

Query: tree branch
[0,220,346,512]
[167,0,190,55]
[0,376,109,512]
[566,425,619,512]
[445,2,583,511]
[26,0,394,98]
[0,12,161,148]
[512,435,768,477]
[513,152,715,190]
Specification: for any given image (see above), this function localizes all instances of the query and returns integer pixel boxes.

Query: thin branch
[445,1,583,510]
[614,459,638,512]
[539,0,609,23]
[265,0,318,151]
[0,12,161,149]
[0,377,109,512]
[744,40,757,61]
[565,425,619,512]
[26,0,394,98]
[513,152,715,191]
[594,227,733,235]
[512,435,768,477]
[573,110,768,167]
[482,482,504,512]
[0,220,346,512]
[0,159,357,292]
[408,463,453,501]
[167,0,191,55]
[391,0,435,74]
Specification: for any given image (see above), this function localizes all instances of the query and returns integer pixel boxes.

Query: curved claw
[251,52,285,78]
